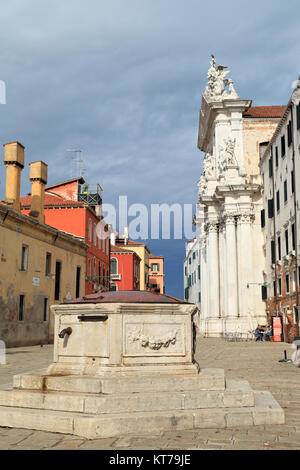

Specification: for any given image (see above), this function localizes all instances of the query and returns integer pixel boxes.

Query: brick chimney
[29,161,48,224]
[3,141,24,212]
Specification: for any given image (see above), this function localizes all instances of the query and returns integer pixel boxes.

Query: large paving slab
[0,337,298,449]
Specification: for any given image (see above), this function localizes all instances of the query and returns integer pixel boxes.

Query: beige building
[259,79,300,342]
[0,142,88,347]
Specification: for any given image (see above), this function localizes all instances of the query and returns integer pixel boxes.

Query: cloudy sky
[0,0,299,298]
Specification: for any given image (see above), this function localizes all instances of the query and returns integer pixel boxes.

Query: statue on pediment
[203,55,239,102]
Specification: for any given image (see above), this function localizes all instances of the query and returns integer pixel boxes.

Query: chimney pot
[29,161,48,224]
[3,141,25,212]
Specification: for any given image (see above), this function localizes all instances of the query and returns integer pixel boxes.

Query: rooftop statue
[204,55,239,102]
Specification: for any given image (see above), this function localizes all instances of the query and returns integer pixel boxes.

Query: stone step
[13,368,226,394]
[0,391,285,439]
[0,379,254,414]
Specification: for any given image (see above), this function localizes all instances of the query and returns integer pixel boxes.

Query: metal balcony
[78,184,103,207]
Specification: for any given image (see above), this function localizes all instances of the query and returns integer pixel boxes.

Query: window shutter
[261,285,267,301]
[297,104,300,130]
[261,209,265,228]
[268,199,274,219]
[271,240,275,264]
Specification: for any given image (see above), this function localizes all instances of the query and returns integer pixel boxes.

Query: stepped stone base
[0,369,284,439]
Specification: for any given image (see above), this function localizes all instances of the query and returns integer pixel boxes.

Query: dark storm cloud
[0,0,299,296]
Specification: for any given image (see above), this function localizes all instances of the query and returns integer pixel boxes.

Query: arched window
[110,258,117,275]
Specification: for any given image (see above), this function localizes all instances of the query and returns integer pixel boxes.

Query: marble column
[199,236,207,332]
[225,215,238,318]
[207,222,220,318]
[218,220,225,319]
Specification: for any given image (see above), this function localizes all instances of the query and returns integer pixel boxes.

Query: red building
[110,245,140,291]
[21,177,110,295]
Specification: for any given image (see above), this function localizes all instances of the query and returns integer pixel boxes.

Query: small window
[88,258,91,280]
[284,180,288,203]
[262,285,267,301]
[292,271,296,292]
[275,147,279,167]
[110,258,117,275]
[21,245,28,271]
[286,274,290,294]
[185,287,189,300]
[261,209,265,228]
[278,236,281,261]
[291,171,295,194]
[55,261,62,301]
[151,263,159,272]
[276,191,280,212]
[94,224,97,246]
[278,278,282,296]
[292,223,295,251]
[45,253,51,277]
[110,283,117,292]
[76,267,81,298]
[297,104,300,131]
[281,135,286,158]
[19,295,25,321]
[287,120,293,147]
[93,258,97,281]
[43,298,49,322]
[88,219,92,242]
[271,240,275,264]
[268,157,273,178]
[268,199,274,219]
[285,229,289,255]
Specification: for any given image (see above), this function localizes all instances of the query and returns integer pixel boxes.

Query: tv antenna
[66,149,85,178]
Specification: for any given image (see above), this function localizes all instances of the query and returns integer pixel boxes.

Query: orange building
[21,177,110,295]
[149,255,165,294]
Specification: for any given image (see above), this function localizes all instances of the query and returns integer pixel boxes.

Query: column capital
[206,221,219,233]
[224,214,236,225]
[237,213,255,224]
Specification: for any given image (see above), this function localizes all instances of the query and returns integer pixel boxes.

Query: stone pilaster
[237,213,254,321]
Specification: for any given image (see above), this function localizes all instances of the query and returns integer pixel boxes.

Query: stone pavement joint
[0,337,299,450]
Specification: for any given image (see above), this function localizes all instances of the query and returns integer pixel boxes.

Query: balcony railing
[110,273,121,281]
[78,184,103,207]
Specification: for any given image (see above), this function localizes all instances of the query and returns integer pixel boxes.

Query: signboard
[272,317,282,342]
[32,277,40,287]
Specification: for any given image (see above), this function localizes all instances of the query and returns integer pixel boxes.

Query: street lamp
[247,283,271,289]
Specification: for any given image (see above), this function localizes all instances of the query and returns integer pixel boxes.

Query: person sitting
[254,325,264,342]
[264,326,273,341]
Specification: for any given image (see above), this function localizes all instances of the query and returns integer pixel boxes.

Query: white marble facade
[195,57,267,337]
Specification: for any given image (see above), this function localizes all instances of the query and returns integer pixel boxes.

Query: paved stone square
[0,337,299,450]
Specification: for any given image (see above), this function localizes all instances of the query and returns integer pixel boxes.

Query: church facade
[195,57,284,337]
